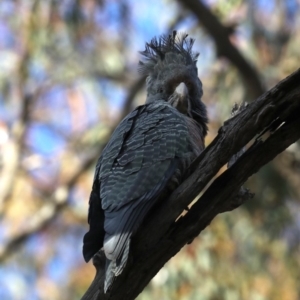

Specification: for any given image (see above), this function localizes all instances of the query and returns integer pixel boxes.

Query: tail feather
[104,259,116,293]
[115,239,130,276]
[104,239,131,293]
[103,161,179,292]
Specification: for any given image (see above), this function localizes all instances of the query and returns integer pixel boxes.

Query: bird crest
[139,31,199,75]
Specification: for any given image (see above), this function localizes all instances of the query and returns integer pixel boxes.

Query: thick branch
[81,69,300,300]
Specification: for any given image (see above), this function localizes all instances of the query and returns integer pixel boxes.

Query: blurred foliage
[0,0,299,299]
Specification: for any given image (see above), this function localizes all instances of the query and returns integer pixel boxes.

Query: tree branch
[177,0,265,99]
[81,69,300,300]
[0,74,144,261]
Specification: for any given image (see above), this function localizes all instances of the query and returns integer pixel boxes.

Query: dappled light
[0,0,300,299]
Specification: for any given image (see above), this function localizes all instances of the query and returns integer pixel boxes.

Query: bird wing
[83,101,192,264]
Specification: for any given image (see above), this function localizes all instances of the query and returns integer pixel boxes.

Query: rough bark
[81,69,300,300]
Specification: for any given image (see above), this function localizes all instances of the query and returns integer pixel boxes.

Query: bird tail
[104,239,131,293]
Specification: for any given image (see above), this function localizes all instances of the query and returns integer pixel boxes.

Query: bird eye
[185,81,192,90]
[157,87,163,93]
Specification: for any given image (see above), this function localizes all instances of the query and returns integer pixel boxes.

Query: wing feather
[83,101,193,267]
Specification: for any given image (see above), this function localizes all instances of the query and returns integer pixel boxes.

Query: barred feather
[83,32,208,294]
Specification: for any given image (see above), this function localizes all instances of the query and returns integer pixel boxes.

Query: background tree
[0,1,299,299]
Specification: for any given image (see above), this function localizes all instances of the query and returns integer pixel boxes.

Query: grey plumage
[83,31,208,292]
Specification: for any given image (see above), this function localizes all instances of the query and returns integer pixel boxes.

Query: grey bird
[83,31,208,292]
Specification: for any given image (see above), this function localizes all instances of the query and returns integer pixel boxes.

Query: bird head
[139,31,208,135]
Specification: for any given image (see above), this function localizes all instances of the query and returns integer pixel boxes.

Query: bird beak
[169,82,190,115]
[175,82,188,98]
